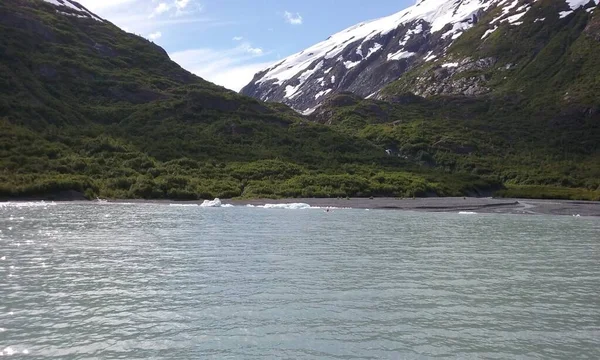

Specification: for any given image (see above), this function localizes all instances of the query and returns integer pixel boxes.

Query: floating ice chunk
[199,198,233,208]
[459,211,477,215]
[0,347,17,356]
[1,256,5,261]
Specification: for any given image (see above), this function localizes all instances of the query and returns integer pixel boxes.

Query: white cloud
[243,44,263,55]
[283,11,303,25]
[148,31,162,41]
[78,0,224,36]
[175,0,191,10]
[77,0,138,12]
[170,44,273,91]
[232,36,243,41]
[73,0,268,91]
[150,3,170,18]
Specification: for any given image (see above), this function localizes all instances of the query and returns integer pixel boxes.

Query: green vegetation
[310,93,600,200]
[352,2,600,200]
[0,0,500,200]
[0,0,597,201]
[496,186,600,201]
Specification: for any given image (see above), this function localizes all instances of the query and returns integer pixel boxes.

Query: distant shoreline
[2,197,599,217]
[225,197,600,217]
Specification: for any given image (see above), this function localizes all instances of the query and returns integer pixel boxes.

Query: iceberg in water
[199,198,234,208]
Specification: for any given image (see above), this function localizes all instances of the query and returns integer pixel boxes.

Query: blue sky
[78,0,414,90]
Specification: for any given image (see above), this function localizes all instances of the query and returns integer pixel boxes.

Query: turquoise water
[1,202,599,359]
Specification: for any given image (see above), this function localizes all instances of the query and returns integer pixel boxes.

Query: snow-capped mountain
[42,0,104,21]
[241,0,598,114]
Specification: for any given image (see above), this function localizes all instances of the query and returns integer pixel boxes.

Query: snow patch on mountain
[315,89,333,100]
[42,0,103,21]
[284,61,324,99]
[567,0,597,9]
[254,0,498,86]
[242,0,600,112]
[388,50,416,61]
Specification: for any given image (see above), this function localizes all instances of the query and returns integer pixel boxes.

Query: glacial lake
[1,202,599,359]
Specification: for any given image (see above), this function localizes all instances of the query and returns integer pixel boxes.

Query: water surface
[1,202,599,359]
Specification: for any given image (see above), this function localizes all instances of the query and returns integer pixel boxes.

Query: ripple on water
[0,203,599,359]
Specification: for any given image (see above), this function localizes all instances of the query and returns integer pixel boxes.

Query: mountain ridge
[1,0,502,200]
[241,0,599,113]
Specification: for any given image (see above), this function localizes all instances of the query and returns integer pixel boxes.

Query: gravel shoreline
[3,197,599,217]
[227,197,600,217]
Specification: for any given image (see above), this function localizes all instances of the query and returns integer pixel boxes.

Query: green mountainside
[0,0,497,200]
[309,1,600,200]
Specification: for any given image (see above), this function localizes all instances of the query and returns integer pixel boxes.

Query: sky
[76,0,414,91]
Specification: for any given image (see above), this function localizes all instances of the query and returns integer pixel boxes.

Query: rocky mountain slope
[0,0,496,200]
[241,0,599,114]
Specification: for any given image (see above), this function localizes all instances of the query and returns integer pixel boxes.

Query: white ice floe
[459,211,477,215]
[199,198,234,208]
[0,347,18,356]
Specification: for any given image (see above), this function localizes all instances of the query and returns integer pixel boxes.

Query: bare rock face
[397,57,497,98]
[584,8,600,41]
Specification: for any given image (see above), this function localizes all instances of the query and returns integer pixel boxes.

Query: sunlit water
[1,202,599,359]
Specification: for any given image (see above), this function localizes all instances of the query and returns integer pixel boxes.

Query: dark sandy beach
[11,196,594,217]
[227,197,600,217]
